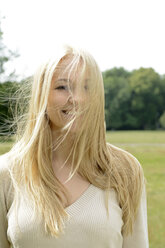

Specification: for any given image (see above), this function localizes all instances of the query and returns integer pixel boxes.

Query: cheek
[48,93,68,109]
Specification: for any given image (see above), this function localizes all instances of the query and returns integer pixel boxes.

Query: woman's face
[47,56,89,133]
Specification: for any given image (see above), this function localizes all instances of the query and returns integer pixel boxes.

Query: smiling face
[47,56,89,133]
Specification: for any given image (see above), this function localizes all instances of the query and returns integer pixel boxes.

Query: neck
[51,129,75,169]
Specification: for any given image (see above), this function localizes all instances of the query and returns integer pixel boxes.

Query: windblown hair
[7,45,145,237]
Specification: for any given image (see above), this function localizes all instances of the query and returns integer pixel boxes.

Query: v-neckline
[65,184,99,216]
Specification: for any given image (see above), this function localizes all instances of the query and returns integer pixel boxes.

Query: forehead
[53,55,89,81]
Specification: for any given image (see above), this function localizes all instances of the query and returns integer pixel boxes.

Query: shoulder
[0,153,12,187]
[0,153,11,174]
[0,153,14,209]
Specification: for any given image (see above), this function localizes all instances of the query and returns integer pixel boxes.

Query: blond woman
[0,46,149,248]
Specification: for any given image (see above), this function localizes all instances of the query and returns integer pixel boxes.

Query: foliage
[103,67,165,130]
[103,67,131,130]
[0,16,20,134]
[0,81,20,134]
[0,20,19,82]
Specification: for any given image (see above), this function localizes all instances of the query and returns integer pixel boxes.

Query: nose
[67,89,85,104]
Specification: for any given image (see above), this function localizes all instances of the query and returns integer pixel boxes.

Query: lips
[62,110,69,114]
[61,109,73,118]
[61,107,75,114]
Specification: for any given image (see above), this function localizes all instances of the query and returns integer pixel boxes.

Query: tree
[0,81,20,134]
[103,67,132,130]
[103,67,165,130]
[0,17,19,83]
[129,68,163,129]
[0,16,19,135]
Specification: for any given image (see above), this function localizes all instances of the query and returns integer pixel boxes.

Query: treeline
[103,67,165,130]
[0,17,19,135]
[0,81,20,134]
[0,67,165,133]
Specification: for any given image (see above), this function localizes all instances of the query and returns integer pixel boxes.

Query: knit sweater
[0,154,149,248]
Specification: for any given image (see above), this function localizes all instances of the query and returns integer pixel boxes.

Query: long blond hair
[8,45,144,237]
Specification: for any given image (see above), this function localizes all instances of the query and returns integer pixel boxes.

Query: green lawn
[0,135,15,155]
[106,131,165,248]
[0,131,165,248]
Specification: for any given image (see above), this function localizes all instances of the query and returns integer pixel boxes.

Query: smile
[62,110,69,114]
[61,110,73,118]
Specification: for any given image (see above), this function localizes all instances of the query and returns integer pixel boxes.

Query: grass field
[107,131,165,248]
[0,131,165,248]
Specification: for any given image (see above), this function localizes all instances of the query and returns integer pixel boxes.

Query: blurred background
[0,0,165,247]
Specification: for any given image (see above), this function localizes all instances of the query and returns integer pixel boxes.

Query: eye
[55,85,68,90]
[84,85,88,90]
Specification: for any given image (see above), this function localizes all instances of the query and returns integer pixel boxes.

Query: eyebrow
[55,78,71,83]
[54,78,90,85]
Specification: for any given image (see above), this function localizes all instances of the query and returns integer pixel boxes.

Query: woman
[0,46,149,247]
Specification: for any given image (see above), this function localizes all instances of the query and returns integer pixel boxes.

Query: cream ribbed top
[0,154,149,248]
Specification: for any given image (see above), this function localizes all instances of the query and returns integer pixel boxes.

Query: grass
[0,130,165,248]
[0,136,15,155]
[106,131,165,248]
[106,130,165,144]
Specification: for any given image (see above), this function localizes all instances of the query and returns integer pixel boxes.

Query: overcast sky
[1,0,165,79]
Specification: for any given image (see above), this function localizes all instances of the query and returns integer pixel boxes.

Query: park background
[0,0,165,247]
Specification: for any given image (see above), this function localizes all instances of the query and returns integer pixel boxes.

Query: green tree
[0,81,21,134]
[103,67,165,130]
[0,17,19,135]
[103,67,132,130]
[0,17,19,82]
[129,68,163,129]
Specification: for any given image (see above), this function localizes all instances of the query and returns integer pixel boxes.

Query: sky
[1,0,165,79]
